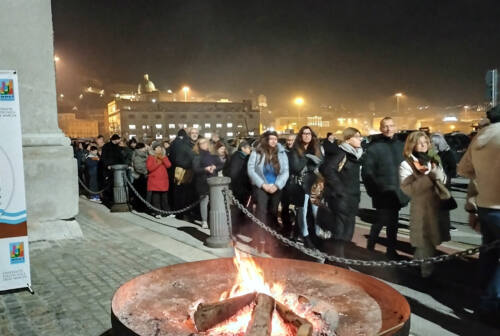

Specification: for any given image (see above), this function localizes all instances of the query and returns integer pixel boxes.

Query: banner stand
[0,70,32,293]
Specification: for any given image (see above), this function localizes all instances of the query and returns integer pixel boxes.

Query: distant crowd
[73,107,500,321]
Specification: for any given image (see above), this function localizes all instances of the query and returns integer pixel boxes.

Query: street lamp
[395,93,403,114]
[294,97,304,129]
[182,86,190,102]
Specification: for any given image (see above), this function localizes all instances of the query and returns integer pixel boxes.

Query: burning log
[275,301,313,336]
[245,293,275,336]
[194,292,256,331]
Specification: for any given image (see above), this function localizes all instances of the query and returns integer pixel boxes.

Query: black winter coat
[169,136,194,169]
[319,149,361,241]
[226,151,251,203]
[438,150,457,188]
[101,142,125,168]
[361,134,409,209]
[192,153,224,195]
[287,147,322,206]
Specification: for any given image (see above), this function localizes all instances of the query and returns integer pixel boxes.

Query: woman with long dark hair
[247,131,289,250]
[287,126,323,247]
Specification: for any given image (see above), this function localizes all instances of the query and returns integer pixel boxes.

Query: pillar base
[205,236,232,248]
[110,204,130,213]
[28,219,83,243]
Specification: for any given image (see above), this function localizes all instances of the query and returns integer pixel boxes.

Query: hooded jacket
[458,122,500,209]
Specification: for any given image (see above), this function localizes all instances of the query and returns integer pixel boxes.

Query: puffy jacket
[247,143,289,190]
[146,155,172,191]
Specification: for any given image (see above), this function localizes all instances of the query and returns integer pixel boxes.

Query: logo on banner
[9,242,25,264]
[0,79,14,101]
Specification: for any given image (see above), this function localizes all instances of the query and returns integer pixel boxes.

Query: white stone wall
[1,0,80,240]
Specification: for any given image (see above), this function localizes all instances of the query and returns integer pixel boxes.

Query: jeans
[478,207,500,312]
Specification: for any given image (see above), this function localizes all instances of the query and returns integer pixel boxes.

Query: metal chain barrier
[125,176,202,215]
[78,176,110,195]
[224,189,500,267]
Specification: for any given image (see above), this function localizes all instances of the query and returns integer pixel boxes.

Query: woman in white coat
[399,131,450,277]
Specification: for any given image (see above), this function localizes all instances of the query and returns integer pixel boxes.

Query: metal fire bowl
[111,257,410,336]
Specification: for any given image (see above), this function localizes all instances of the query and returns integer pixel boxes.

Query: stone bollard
[205,176,232,248]
[110,164,130,212]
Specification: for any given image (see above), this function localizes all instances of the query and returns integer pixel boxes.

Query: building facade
[58,113,99,139]
[107,100,259,141]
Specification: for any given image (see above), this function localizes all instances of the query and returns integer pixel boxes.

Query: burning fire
[207,250,318,336]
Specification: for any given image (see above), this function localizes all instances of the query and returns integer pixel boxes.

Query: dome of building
[138,74,158,94]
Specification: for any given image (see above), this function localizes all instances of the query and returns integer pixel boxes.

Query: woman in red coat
[146,142,172,218]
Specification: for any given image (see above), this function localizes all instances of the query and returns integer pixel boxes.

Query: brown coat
[399,157,450,248]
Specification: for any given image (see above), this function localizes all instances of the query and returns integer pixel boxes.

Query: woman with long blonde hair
[399,131,450,277]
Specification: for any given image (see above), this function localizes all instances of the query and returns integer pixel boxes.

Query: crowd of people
[73,108,500,321]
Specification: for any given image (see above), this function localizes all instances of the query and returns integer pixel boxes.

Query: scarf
[339,142,363,160]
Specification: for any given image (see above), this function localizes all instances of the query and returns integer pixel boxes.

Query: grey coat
[247,143,289,190]
[131,149,148,177]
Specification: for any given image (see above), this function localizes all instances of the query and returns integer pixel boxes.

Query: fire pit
[111,256,410,336]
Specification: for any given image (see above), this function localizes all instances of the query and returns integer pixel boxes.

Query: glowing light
[54,55,60,62]
[294,97,304,105]
[443,116,458,122]
[395,92,403,97]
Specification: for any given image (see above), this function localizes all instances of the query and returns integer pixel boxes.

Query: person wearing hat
[146,141,172,219]
[100,134,125,203]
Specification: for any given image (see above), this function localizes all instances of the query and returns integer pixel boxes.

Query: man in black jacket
[169,129,196,218]
[100,134,125,204]
[361,117,409,258]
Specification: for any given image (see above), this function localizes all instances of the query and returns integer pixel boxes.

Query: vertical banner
[0,70,31,292]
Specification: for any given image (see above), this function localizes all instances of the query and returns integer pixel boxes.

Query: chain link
[224,189,500,267]
[77,176,110,195]
[125,176,202,215]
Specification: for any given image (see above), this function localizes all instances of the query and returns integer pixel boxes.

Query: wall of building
[108,100,259,141]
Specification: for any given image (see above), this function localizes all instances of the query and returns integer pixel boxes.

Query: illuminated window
[216,123,222,128]
[237,124,243,128]
[193,124,199,129]
[155,124,162,129]
[155,134,163,139]
[204,133,212,139]
[227,132,233,137]
[205,123,211,128]
[142,125,146,130]
[227,123,233,128]
[169,134,176,140]
[129,134,136,139]
[169,124,175,129]
[129,124,136,130]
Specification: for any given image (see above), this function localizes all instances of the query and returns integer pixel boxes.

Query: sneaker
[167,214,176,219]
[154,214,161,219]
[450,226,458,232]
[201,221,208,229]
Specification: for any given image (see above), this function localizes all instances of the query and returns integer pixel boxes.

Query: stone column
[205,177,232,248]
[1,0,81,241]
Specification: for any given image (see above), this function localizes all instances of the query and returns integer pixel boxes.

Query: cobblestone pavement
[0,212,183,336]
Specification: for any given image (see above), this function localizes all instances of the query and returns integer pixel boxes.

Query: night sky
[52,0,500,111]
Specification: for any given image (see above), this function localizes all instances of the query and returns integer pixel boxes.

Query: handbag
[433,179,457,210]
